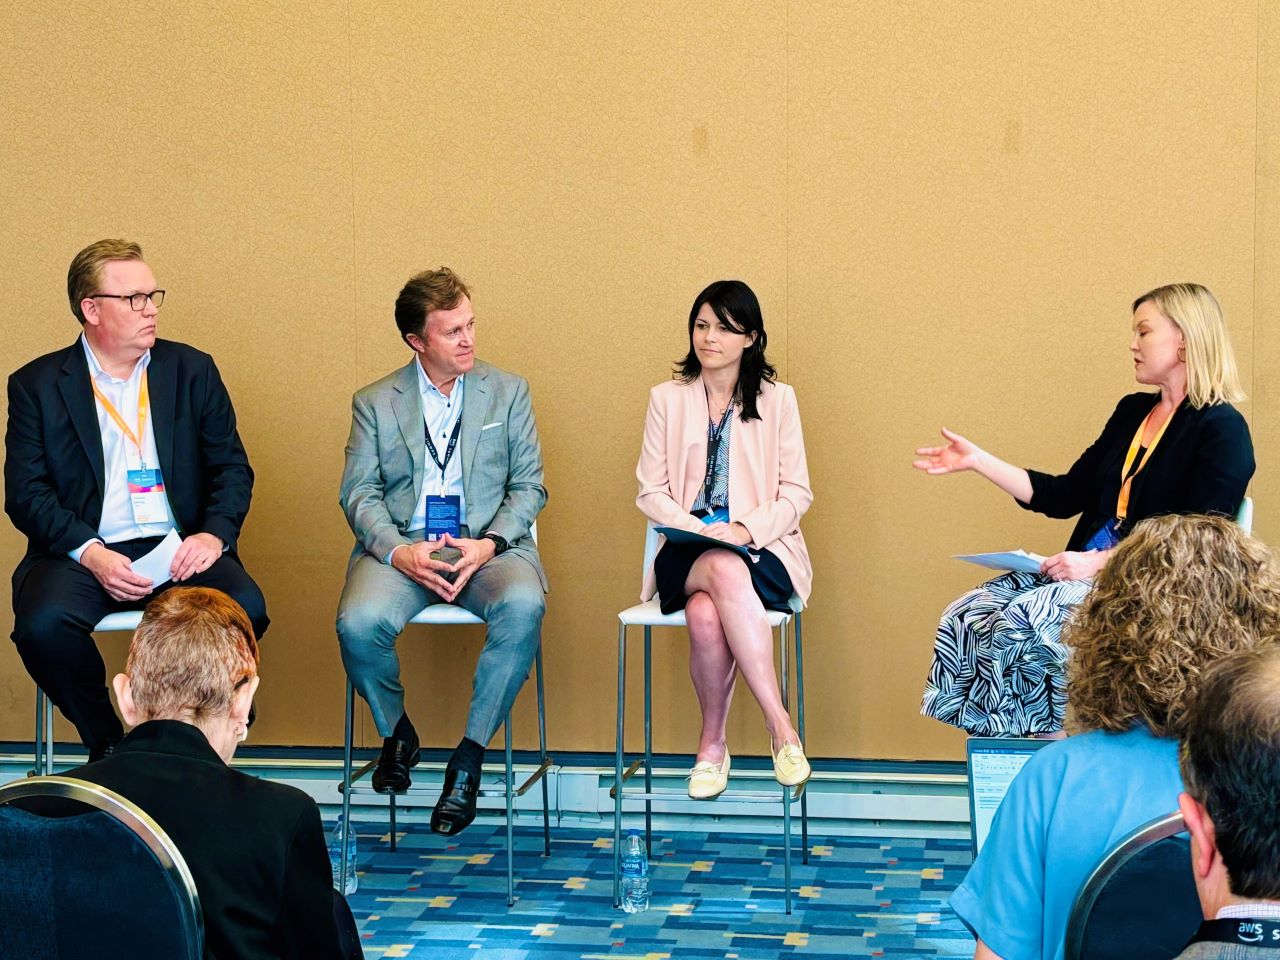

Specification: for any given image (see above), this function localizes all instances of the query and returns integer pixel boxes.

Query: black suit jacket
[1021,392,1255,550]
[66,721,344,960]
[4,337,254,584]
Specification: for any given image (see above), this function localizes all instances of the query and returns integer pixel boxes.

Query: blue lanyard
[424,414,462,482]
[703,402,733,507]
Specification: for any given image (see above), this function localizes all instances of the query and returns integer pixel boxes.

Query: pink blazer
[636,377,813,605]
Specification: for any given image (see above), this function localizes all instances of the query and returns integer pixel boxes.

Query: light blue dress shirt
[406,361,466,534]
[950,726,1184,960]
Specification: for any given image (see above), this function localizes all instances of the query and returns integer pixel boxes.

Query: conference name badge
[700,506,730,525]
[127,468,171,525]
[425,495,461,541]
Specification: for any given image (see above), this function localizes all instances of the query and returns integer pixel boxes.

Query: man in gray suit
[336,266,547,835]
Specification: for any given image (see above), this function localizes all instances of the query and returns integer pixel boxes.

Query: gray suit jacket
[339,358,547,589]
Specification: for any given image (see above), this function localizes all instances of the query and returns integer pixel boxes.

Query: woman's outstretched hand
[914,428,981,475]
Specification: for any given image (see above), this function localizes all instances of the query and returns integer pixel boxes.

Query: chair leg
[43,689,54,775]
[795,613,808,865]
[340,680,354,894]
[779,621,792,915]
[613,621,626,909]
[389,792,397,852]
[33,687,45,778]
[506,713,515,906]
[643,626,653,856]
[536,647,551,857]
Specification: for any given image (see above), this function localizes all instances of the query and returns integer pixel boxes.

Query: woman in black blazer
[914,283,1254,736]
[68,587,350,960]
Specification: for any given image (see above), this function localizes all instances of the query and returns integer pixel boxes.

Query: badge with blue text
[127,467,171,525]
[425,495,461,541]
[700,506,730,525]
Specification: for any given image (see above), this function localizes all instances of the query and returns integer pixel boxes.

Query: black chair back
[1064,811,1201,960]
[0,776,203,960]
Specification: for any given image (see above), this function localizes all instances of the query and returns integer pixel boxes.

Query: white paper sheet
[953,549,1046,574]
[130,529,183,587]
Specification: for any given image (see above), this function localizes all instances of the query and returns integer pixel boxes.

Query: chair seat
[407,604,485,626]
[618,598,792,628]
[93,611,144,632]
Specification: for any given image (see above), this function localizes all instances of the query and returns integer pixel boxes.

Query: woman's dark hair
[675,280,777,422]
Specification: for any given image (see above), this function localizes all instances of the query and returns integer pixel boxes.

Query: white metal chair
[1237,495,1254,534]
[612,521,808,914]
[33,611,143,777]
[338,522,551,906]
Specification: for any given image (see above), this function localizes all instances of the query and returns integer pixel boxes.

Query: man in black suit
[5,238,267,759]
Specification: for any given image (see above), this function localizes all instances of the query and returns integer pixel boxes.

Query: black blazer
[1021,392,1255,551]
[67,721,344,960]
[4,338,253,583]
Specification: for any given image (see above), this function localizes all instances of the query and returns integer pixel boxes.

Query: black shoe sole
[371,747,421,795]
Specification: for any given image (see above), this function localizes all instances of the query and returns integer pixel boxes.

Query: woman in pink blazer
[636,280,813,799]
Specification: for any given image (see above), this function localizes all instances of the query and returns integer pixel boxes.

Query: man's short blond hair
[127,588,259,723]
[67,238,144,324]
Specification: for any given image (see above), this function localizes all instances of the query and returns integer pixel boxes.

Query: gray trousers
[335,549,545,742]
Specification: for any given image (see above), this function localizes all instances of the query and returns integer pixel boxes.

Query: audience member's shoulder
[221,763,322,815]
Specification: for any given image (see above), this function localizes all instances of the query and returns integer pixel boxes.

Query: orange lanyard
[1116,404,1175,520]
[90,369,150,467]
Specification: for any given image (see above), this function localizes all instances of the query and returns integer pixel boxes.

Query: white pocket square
[481,421,503,431]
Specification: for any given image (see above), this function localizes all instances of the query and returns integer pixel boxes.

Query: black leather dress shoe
[372,727,421,794]
[430,766,480,835]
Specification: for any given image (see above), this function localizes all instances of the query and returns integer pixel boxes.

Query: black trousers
[11,538,269,753]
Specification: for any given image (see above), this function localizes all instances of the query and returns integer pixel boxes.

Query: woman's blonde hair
[1067,514,1280,738]
[127,588,259,723]
[1132,283,1245,408]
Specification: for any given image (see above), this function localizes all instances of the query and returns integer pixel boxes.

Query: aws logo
[1234,921,1280,943]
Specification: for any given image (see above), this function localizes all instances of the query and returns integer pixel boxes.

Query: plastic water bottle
[620,830,649,913]
[329,814,358,895]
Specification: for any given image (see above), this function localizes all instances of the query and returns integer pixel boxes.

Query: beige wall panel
[347,0,788,750]
[1256,0,1280,550]
[786,1,1258,759]
[0,1,355,744]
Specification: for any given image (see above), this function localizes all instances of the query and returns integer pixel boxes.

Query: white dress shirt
[405,361,467,534]
[1218,903,1280,921]
[70,336,175,562]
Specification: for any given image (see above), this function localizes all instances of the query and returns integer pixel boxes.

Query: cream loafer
[772,741,810,787]
[688,751,731,799]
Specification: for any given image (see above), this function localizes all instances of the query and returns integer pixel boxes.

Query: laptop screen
[966,737,1054,854]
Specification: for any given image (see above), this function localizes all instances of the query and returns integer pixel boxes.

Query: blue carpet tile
[341,821,976,958]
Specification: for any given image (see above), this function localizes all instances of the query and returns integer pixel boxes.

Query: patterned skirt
[921,571,1091,736]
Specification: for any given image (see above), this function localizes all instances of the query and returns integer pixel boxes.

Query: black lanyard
[703,402,733,507]
[1189,919,1280,948]
[424,414,462,484]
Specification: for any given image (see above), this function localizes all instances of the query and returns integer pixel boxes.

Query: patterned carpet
[343,821,975,958]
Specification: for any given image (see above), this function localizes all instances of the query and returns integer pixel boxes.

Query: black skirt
[654,540,794,615]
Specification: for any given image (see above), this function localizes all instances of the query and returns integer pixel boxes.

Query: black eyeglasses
[89,290,165,311]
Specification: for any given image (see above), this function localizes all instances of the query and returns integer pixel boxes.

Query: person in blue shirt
[951,514,1280,960]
